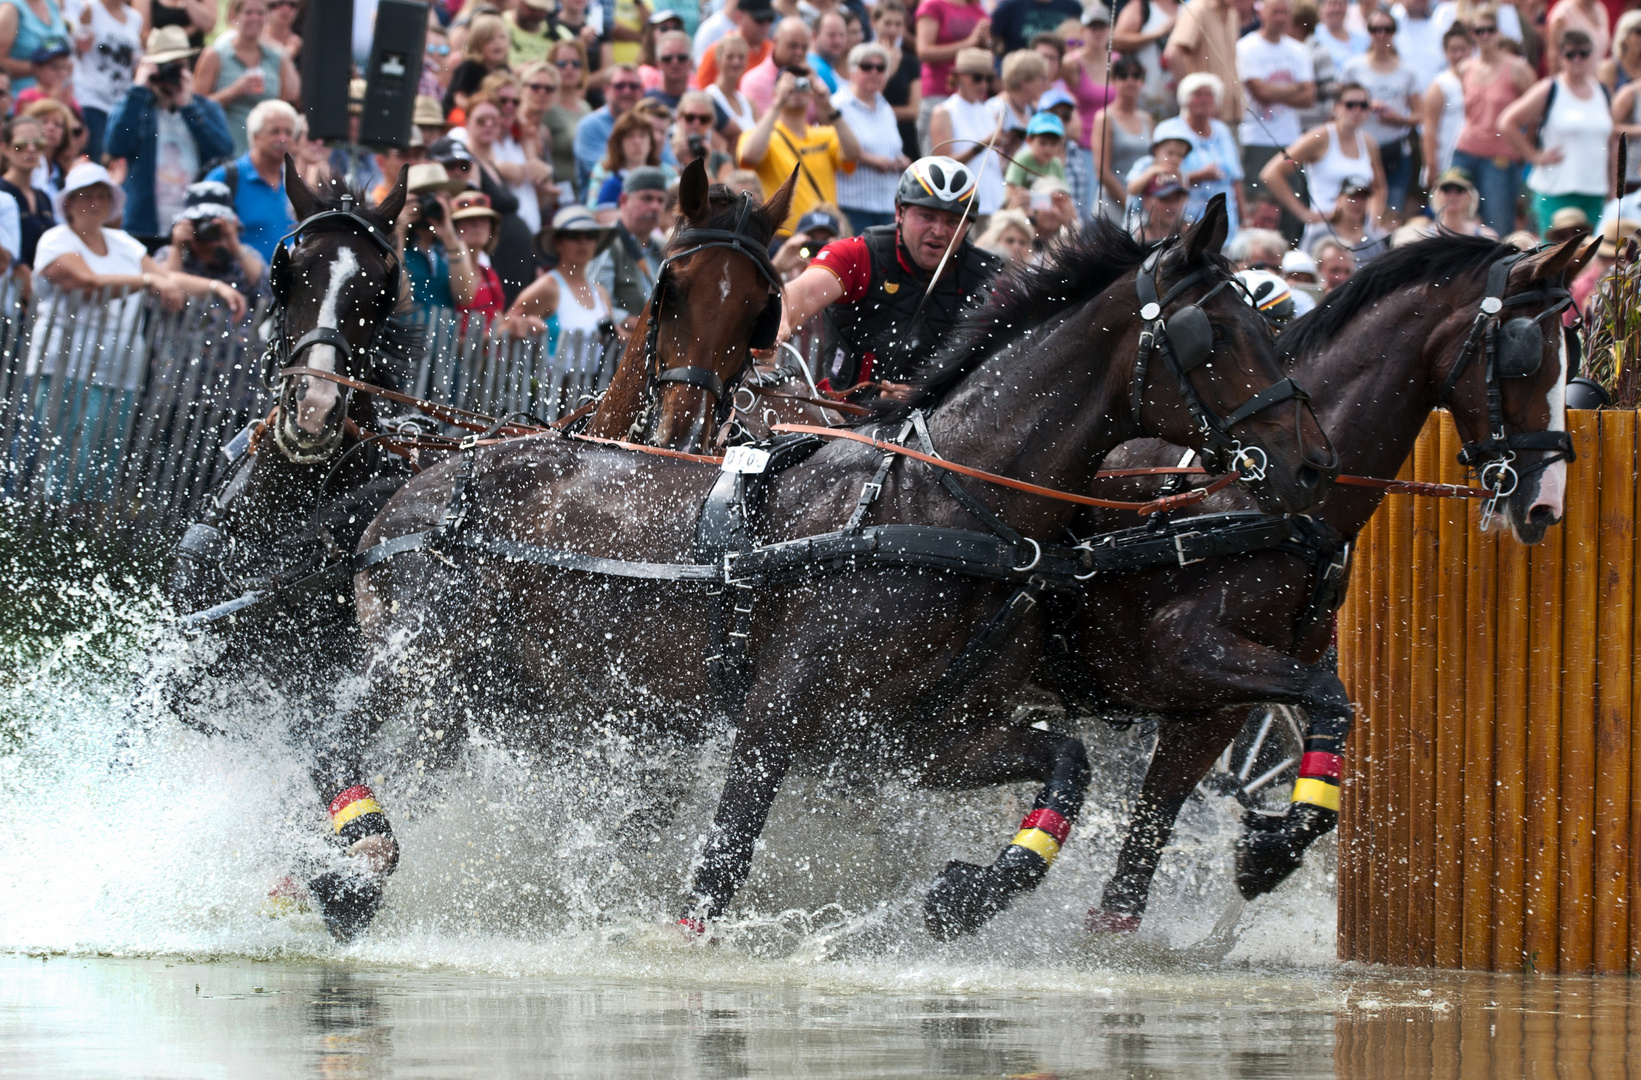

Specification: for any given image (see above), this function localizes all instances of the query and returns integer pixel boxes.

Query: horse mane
[1279,232,1516,363]
[877,217,1164,419]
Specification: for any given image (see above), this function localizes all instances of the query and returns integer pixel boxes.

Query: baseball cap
[177,179,239,224]
[428,137,473,165]
[623,166,670,194]
[795,209,841,237]
[1143,173,1186,198]
[29,40,69,64]
[1038,87,1076,112]
[1026,112,1065,138]
[1281,249,1319,278]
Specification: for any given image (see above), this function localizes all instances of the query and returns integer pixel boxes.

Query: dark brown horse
[330,199,1336,942]
[1049,234,1593,933]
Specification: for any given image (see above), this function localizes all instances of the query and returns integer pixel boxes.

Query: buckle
[1174,531,1205,566]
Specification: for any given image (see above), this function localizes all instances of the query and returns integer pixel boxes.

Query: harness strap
[1219,377,1309,429]
[844,419,912,533]
[916,578,1049,721]
[909,410,1026,547]
[656,365,727,398]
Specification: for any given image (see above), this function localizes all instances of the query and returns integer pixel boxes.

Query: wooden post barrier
[1337,410,1639,973]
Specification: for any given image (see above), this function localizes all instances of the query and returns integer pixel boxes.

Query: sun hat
[52,161,125,222]
[1598,217,1639,259]
[1026,111,1065,138]
[406,161,469,195]
[1548,206,1590,237]
[537,204,617,259]
[449,191,501,252]
[1434,167,1476,193]
[145,25,197,66]
[1149,132,1193,152]
[413,95,449,128]
[176,180,238,225]
[955,47,994,76]
[1030,175,1072,197]
[1281,249,1319,279]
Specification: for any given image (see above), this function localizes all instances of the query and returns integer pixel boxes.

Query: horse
[327,198,1337,943]
[1042,233,1594,934]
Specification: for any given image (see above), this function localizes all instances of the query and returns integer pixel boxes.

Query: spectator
[1390,0,1442,95]
[695,0,776,91]
[104,30,233,240]
[738,65,860,232]
[1281,246,1320,292]
[1132,172,1188,240]
[1340,9,1416,214]
[638,9,687,90]
[194,0,301,156]
[1060,5,1114,148]
[1420,24,1471,188]
[448,189,507,322]
[421,26,452,99]
[1031,30,1065,90]
[261,0,299,62]
[290,112,330,187]
[1307,176,1386,260]
[1260,81,1383,240]
[1427,166,1495,235]
[1313,0,1366,75]
[927,48,1002,215]
[545,39,592,199]
[1004,109,1066,206]
[397,161,478,312]
[914,0,989,154]
[508,0,557,68]
[1165,0,1245,125]
[590,164,666,326]
[1027,173,1075,254]
[1226,225,1286,267]
[706,33,757,144]
[518,59,559,150]
[770,205,844,278]
[1499,28,1611,236]
[154,179,266,300]
[0,0,67,95]
[606,0,646,70]
[1155,72,1245,233]
[1039,86,1094,216]
[14,40,76,116]
[808,11,847,94]
[974,205,1034,262]
[1429,0,1525,48]
[0,115,53,268]
[653,0,702,37]
[448,101,536,302]
[1113,0,1179,118]
[1291,0,1336,131]
[1125,130,1191,197]
[632,95,681,165]
[547,0,606,91]
[574,61,644,195]
[1083,57,1146,217]
[1600,9,1641,97]
[203,98,296,262]
[1313,234,1353,291]
[589,106,662,215]
[723,165,762,196]
[442,12,511,120]
[988,0,1080,56]
[833,40,905,230]
[66,0,142,161]
[645,28,694,106]
[1545,204,1589,242]
[463,70,550,233]
[415,95,451,148]
[1237,0,1313,229]
[1449,5,1535,236]
[1545,0,1606,75]
[148,0,214,51]
[872,0,920,162]
[24,98,72,199]
[742,17,811,117]
[673,89,733,178]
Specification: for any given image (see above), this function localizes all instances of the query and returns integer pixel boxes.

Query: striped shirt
[832,88,902,215]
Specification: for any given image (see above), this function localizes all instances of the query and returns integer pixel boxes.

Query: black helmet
[896,155,979,218]
[1565,375,1611,410]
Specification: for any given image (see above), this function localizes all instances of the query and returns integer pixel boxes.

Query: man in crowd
[738,66,860,233]
[776,156,1003,390]
[695,0,776,84]
[1134,173,1189,243]
[1235,0,1311,237]
[1392,0,1444,91]
[591,165,668,328]
[155,180,266,301]
[1028,175,1076,252]
[1314,237,1354,293]
[507,0,559,66]
[397,161,479,313]
[105,27,233,243]
[646,31,697,108]
[988,0,1083,55]
[741,17,813,116]
[204,99,299,263]
[573,63,646,194]
[1165,0,1245,125]
[808,12,849,93]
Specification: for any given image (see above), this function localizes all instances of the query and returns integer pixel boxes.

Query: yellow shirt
[610,0,643,64]
[738,121,850,234]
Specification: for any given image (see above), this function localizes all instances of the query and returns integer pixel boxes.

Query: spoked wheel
[1199,705,1306,812]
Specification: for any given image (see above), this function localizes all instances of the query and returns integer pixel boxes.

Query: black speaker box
[301,0,355,141]
[358,0,429,149]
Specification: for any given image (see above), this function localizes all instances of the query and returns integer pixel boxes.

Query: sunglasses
[445,159,473,170]
[961,71,989,80]
[680,111,713,123]
[1564,48,1591,59]
[1369,24,1395,34]
[610,81,643,91]
[70,125,83,137]
[427,42,450,55]
[527,81,556,92]
[556,57,584,68]
[11,138,42,151]
[1470,23,1497,33]
[659,53,691,63]
[558,231,599,241]
[1340,99,1371,110]
[856,61,886,72]
[1064,37,1084,46]
[1438,183,1468,193]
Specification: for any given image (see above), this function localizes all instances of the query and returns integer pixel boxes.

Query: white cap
[1281,249,1318,277]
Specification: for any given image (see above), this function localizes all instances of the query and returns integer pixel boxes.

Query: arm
[1246,77,1315,106]
[823,93,861,162]
[193,46,223,98]
[1094,110,1126,205]
[1615,84,1641,138]
[737,77,791,166]
[1497,78,1554,164]
[0,5,29,79]
[180,93,236,163]
[141,254,249,318]
[182,0,216,35]
[915,13,985,66]
[1112,0,1171,52]
[1163,19,1205,79]
[104,81,154,159]
[777,262,844,343]
[1420,79,1445,187]
[503,269,557,336]
[1363,132,1386,220]
[1259,131,1325,222]
[278,52,300,104]
[894,79,921,123]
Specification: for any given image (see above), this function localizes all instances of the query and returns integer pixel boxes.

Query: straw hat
[52,161,125,223]
[413,95,448,128]
[1598,217,1639,259]
[954,47,994,77]
[449,191,501,251]
[406,161,468,195]
[536,204,616,260]
[145,25,197,66]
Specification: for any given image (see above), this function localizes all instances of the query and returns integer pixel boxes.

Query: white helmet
[1236,268,1297,327]
[897,156,979,217]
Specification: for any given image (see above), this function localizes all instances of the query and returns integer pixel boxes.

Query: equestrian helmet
[897,156,979,218]
[1236,268,1297,327]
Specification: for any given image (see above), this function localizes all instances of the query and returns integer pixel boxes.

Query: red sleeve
[808,235,872,304]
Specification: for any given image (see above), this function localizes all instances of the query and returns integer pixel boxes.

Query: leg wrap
[328,785,396,849]
[309,784,397,943]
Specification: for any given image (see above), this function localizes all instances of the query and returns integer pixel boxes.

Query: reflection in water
[308,977,392,1080]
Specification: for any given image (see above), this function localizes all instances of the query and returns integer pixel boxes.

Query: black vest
[822,225,1003,386]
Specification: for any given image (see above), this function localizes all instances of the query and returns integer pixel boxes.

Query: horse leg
[913,725,1091,941]
[1233,656,1352,900]
[679,722,794,932]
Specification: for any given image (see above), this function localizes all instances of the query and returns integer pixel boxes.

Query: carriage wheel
[1198,704,1306,813]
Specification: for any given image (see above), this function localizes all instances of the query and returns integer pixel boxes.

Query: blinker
[1166,305,1214,371]
[1496,316,1543,378]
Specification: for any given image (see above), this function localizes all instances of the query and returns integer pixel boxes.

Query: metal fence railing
[0,288,621,543]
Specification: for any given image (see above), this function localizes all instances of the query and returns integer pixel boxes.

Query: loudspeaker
[358,0,429,149]
[302,0,355,141]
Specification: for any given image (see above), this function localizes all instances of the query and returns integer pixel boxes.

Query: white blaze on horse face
[1528,329,1570,526]
[719,262,732,303]
[295,245,360,436]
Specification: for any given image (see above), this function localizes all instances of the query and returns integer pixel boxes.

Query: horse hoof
[1085,909,1141,934]
[308,870,385,943]
[1234,805,1335,900]
[924,861,1003,941]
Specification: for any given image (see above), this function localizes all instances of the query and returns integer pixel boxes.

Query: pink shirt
[740,54,781,116]
[915,0,988,98]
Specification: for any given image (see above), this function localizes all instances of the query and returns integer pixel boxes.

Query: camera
[686,133,707,160]
[152,60,186,88]
[792,76,810,93]
[194,219,224,243]
[416,191,445,223]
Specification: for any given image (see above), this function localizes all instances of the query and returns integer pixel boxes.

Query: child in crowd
[15,43,81,118]
[1004,111,1068,207]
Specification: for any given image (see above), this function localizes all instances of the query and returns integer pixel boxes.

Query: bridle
[1435,248,1576,520]
[631,190,784,438]
[1131,241,1332,481]
[261,192,402,464]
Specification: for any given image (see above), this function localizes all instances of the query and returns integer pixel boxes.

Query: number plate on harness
[721,446,771,474]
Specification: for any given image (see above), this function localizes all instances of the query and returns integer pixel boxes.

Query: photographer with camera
[154,180,264,303]
[394,160,479,315]
[737,62,861,234]
[672,90,732,179]
[104,26,232,243]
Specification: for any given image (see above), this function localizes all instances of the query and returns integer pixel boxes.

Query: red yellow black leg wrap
[1005,806,1073,870]
[328,785,393,846]
[1290,751,1342,812]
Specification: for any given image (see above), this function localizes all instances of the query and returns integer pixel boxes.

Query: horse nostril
[1528,504,1558,526]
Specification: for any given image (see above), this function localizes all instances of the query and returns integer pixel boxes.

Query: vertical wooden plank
[1493,504,1531,971]
[1525,441,1567,975]
[1560,411,1601,972]
[1337,555,1362,962]
[1386,470,1415,967]
[1461,485,1498,970]
[1408,420,1441,967]
[1594,410,1634,973]
[1367,498,1392,966]
[1434,414,1469,969]
[1632,419,1641,976]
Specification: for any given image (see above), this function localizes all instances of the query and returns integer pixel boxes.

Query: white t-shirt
[28,225,149,387]
[65,0,144,114]
[1340,55,1419,148]
[1392,6,1446,92]
[153,107,198,233]
[1236,31,1314,147]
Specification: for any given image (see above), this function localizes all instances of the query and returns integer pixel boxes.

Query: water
[0,527,1629,1077]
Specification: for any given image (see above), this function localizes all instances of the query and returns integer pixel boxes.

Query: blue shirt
[808,52,839,94]
[205,152,295,262]
[574,106,616,197]
[405,242,453,311]
[1151,116,1243,237]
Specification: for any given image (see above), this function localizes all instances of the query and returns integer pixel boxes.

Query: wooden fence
[1336,409,1639,973]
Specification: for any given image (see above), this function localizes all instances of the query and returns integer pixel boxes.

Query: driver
[776,156,1004,392]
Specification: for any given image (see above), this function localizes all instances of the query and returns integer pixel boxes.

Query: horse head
[266,156,408,465]
[1436,234,1596,544]
[1132,195,1336,515]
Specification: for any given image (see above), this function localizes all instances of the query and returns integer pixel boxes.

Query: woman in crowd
[146,0,215,49]
[1154,72,1246,231]
[471,69,551,235]
[261,0,299,60]
[872,1,921,163]
[636,9,685,91]
[1060,6,1115,150]
[1309,177,1385,263]
[518,59,559,153]
[69,0,142,161]
[928,48,1005,216]
[504,205,614,341]
[550,0,606,96]
[193,0,300,156]
[833,41,906,232]
[1260,81,1384,237]
[974,206,1033,263]
[1340,8,1417,215]
[1600,9,1641,95]
[1092,53,1152,216]
[1499,27,1612,234]
[1449,4,1536,235]
[914,0,989,153]
[1316,0,1367,75]
[442,13,511,120]
[673,90,732,177]
[1428,167,1496,236]
[23,98,72,200]
[1546,0,1607,72]
[1112,0,1177,118]
[588,107,659,217]
[448,189,507,324]
[1420,25,1472,188]
[0,115,52,272]
[544,39,591,204]
[0,0,66,94]
[460,97,537,303]
[705,33,755,145]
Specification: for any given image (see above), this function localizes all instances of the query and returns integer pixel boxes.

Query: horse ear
[678,157,710,221]
[759,167,799,236]
[1566,235,1602,283]
[374,163,410,225]
[285,154,322,221]
[1525,231,1592,284]
[1182,194,1229,265]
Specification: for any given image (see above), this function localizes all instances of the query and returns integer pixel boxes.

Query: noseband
[633,191,784,437]
[1131,242,1328,480]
